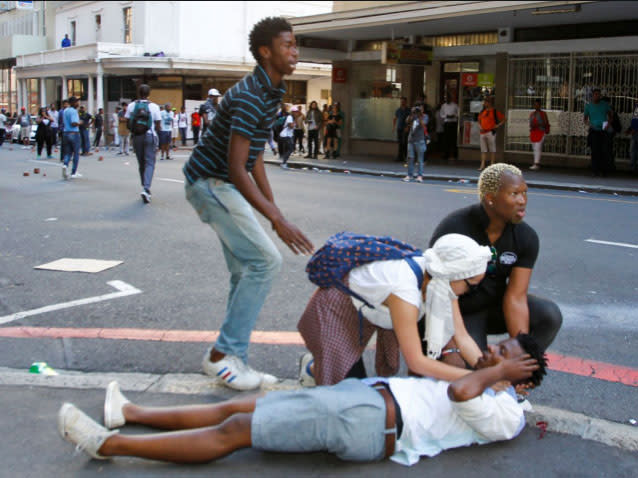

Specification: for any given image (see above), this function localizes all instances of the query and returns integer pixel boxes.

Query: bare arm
[385,294,472,381]
[251,152,274,203]
[228,134,314,255]
[451,299,482,368]
[448,354,539,402]
[502,267,532,337]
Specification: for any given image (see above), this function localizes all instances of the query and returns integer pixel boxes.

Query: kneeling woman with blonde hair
[298,233,493,386]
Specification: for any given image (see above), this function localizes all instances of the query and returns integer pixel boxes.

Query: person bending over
[430,163,562,354]
[297,233,492,386]
[58,334,545,467]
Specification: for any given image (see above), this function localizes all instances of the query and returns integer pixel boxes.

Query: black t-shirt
[429,204,539,313]
[94,114,103,129]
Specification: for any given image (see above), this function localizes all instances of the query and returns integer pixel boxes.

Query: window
[123,7,132,43]
[70,20,76,46]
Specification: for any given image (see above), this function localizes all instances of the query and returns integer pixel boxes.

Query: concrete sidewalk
[265,151,638,196]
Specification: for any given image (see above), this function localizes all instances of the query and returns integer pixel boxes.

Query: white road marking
[585,239,638,249]
[157,177,184,184]
[27,159,62,168]
[0,280,142,326]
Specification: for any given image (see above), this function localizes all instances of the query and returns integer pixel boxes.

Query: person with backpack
[125,84,161,204]
[477,97,506,171]
[528,99,550,171]
[297,233,491,387]
[402,105,428,183]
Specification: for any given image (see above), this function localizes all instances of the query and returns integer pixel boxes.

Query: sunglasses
[486,246,498,275]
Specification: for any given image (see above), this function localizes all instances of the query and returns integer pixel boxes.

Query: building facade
[292,1,638,169]
[3,1,332,128]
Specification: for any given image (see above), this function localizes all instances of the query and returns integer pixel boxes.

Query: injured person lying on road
[57,334,546,467]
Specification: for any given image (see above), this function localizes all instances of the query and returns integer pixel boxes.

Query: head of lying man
[448,333,547,402]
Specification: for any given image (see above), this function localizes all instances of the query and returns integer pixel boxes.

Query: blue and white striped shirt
[183,65,285,184]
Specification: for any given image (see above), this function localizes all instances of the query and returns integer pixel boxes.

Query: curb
[265,159,638,197]
[2,367,637,452]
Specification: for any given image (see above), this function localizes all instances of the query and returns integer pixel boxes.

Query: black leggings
[462,295,562,352]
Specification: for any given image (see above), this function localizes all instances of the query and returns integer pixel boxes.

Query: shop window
[67,78,87,101]
[70,20,76,46]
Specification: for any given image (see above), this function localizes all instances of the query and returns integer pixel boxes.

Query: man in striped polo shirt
[183,17,314,391]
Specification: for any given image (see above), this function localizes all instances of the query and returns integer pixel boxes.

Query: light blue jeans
[185,177,282,361]
[407,140,426,177]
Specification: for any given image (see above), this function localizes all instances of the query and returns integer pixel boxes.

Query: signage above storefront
[461,73,478,86]
[382,42,432,66]
[477,73,494,87]
[333,67,347,83]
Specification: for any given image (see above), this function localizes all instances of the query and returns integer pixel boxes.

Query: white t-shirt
[382,376,524,466]
[0,113,6,129]
[279,114,295,138]
[159,110,173,132]
[440,102,459,122]
[110,113,118,130]
[125,100,161,134]
[177,113,187,128]
[348,257,427,329]
[172,113,179,129]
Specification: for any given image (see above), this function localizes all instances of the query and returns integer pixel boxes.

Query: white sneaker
[529,164,540,171]
[140,191,151,203]
[298,352,316,388]
[250,367,280,387]
[70,173,82,179]
[62,165,68,180]
[402,176,411,182]
[104,381,130,429]
[58,403,118,460]
[202,352,262,391]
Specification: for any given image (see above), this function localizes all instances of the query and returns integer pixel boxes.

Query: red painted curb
[0,326,636,386]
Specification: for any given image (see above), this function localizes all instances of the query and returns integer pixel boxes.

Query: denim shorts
[159,130,171,145]
[251,379,386,462]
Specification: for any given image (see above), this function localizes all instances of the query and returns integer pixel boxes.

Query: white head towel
[423,234,492,358]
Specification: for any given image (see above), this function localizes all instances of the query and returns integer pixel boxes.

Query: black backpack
[128,101,152,135]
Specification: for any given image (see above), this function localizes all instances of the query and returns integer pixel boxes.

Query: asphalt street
[1,145,637,475]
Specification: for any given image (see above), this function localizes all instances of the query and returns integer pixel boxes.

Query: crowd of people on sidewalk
[56,17,562,470]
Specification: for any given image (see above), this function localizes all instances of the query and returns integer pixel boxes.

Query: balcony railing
[16,42,146,67]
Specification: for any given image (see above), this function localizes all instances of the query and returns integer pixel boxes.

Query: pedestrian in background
[58,100,68,161]
[293,105,305,154]
[190,108,200,145]
[584,88,611,177]
[126,84,161,204]
[199,88,221,131]
[49,104,58,147]
[93,108,104,149]
[402,105,428,183]
[0,108,6,147]
[35,107,54,159]
[117,102,130,155]
[109,106,120,151]
[334,102,344,158]
[477,97,506,171]
[17,107,32,149]
[440,96,459,161]
[305,101,322,159]
[393,97,410,163]
[279,106,295,167]
[625,103,638,173]
[171,107,179,150]
[529,99,550,171]
[321,103,329,154]
[323,106,338,159]
[78,105,93,156]
[61,96,82,179]
[159,103,173,160]
[178,106,188,146]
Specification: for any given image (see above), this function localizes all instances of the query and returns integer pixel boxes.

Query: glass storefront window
[457,59,496,147]
[351,63,405,141]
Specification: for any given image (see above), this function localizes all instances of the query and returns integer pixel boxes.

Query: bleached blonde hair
[478,163,523,201]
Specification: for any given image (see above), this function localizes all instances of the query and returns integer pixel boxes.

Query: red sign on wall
[333,67,347,83]
[461,73,478,87]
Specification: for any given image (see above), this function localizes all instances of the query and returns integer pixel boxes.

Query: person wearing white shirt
[440,98,459,160]
[278,107,295,167]
[171,107,179,149]
[297,234,493,387]
[177,106,188,146]
[124,84,161,203]
[57,333,545,466]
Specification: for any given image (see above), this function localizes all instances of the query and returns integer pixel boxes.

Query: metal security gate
[506,53,638,162]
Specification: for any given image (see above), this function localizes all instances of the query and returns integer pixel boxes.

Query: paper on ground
[35,258,123,273]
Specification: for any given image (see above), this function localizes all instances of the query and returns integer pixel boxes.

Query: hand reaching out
[272,216,314,255]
